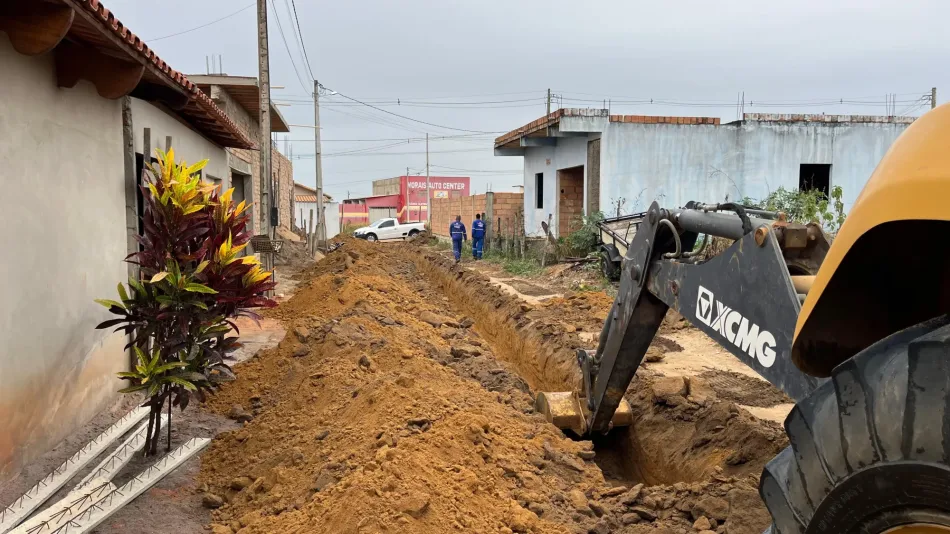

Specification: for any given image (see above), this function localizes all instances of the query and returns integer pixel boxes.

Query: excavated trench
[416,251,786,489]
[194,240,784,533]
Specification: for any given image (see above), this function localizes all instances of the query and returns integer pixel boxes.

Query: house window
[799,164,831,196]
[535,173,544,209]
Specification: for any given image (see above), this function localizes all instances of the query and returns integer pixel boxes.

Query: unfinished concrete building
[190,75,294,235]
[494,108,914,237]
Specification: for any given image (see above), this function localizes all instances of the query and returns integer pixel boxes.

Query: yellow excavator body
[792,104,950,376]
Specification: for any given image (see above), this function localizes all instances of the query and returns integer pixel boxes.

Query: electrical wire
[280,134,496,142]
[325,92,503,134]
[322,105,432,135]
[268,0,312,94]
[144,3,255,42]
[429,164,521,174]
[281,0,313,82]
[276,97,546,106]
[287,0,315,81]
[294,147,490,159]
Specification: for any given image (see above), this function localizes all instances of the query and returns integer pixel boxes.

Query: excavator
[536,104,950,533]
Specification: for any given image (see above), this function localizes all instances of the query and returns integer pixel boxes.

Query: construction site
[3,1,950,533]
[1,236,787,534]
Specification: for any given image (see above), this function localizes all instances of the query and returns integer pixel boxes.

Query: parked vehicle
[597,212,646,280]
[353,218,425,242]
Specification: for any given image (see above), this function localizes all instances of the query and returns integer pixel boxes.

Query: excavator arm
[539,201,830,435]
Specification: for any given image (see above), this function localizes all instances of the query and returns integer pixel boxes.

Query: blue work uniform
[471,219,486,259]
[449,221,467,261]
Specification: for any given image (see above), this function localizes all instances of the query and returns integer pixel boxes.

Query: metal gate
[369,207,396,223]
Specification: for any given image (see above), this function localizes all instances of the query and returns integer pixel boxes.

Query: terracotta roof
[296,194,319,203]
[63,0,255,149]
[494,108,720,148]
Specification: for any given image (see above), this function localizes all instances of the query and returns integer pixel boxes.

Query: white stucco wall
[599,121,908,213]
[0,35,128,478]
[294,202,340,238]
[130,98,228,180]
[522,136,588,236]
[515,118,909,235]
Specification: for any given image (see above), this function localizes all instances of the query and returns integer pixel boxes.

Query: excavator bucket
[535,391,632,435]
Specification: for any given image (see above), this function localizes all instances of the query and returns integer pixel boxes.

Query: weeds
[742,185,846,233]
[564,211,605,257]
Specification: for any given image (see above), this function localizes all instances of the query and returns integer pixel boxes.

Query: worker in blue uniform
[449,215,467,263]
[471,213,486,260]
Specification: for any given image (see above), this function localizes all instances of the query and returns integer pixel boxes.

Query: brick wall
[209,85,294,234]
[488,192,524,238]
[372,176,400,196]
[558,168,584,235]
[430,192,524,238]
[430,195,486,237]
[274,150,293,231]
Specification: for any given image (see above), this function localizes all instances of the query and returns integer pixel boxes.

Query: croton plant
[96,149,276,455]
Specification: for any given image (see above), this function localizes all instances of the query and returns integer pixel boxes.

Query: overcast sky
[107,0,946,201]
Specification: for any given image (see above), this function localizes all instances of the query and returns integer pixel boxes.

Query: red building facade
[340,176,470,226]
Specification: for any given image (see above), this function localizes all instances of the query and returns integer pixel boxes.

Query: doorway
[557,165,584,236]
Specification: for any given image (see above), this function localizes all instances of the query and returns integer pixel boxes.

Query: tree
[95,149,276,455]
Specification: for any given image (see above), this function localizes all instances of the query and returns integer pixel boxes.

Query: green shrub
[742,185,846,232]
[565,211,605,256]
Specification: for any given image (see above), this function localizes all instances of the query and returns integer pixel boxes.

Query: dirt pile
[200,239,610,533]
[273,238,316,269]
[196,240,785,533]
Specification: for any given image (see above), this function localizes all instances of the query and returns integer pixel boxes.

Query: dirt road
[193,239,784,533]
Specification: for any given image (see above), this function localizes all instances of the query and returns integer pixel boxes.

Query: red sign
[404,176,470,206]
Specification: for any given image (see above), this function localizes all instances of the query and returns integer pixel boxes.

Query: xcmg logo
[695,286,776,368]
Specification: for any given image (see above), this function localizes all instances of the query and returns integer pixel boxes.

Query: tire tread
[761,316,950,533]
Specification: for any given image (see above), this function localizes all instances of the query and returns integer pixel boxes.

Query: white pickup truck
[353,218,425,242]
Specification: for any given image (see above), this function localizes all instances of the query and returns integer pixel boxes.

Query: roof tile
[67,0,254,149]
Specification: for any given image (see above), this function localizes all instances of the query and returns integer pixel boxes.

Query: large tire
[760,315,950,533]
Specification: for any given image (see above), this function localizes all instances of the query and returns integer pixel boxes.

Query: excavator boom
[538,201,830,435]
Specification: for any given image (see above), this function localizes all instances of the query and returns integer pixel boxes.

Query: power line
[293,147,490,159]
[144,3,255,42]
[278,89,545,101]
[322,141,410,156]
[429,164,521,174]
[322,104,432,135]
[268,0,311,94]
[275,97,546,105]
[324,91,502,134]
[287,0,315,80]
[279,134,496,142]
[280,0,313,81]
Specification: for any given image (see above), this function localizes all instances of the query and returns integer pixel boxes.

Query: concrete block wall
[558,173,585,235]
[429,192,524,238]
[431,195,487,237]
[488,193,524,237]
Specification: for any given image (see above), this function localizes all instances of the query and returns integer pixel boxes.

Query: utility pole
[426,133,430,228]
[546,88,551,117]
[933,87,938,110]
[257,0,272,241]
[313,80,326,252]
